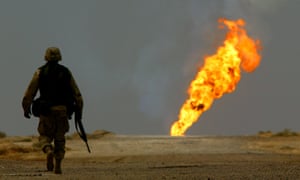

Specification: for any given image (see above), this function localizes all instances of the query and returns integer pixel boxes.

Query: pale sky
[1,0,298,136]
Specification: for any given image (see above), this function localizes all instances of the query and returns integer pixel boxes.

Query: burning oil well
[170,18,262,136]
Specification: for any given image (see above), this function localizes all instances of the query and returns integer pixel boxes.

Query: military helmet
[44,47,62,61]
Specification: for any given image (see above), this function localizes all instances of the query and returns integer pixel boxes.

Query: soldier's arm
[22,69,40,113]
[70,73,83,119]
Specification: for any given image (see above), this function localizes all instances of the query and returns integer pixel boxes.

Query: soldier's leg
[38,115,55,171]
[39,135,54,171]
[52,106,69,174]
[54,133,65,174]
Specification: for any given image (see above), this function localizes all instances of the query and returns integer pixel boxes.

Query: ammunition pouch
[32,98,51,117]
[32,97,75,119]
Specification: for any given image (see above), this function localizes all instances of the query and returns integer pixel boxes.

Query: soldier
[22,47,83,174]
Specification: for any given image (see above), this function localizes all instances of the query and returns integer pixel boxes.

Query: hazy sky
[2,0,299,136]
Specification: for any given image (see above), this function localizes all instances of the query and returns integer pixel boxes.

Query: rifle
[75,111,91,153]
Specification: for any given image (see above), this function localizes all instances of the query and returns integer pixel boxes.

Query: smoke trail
[131,3,193,120]
[132,39,173,118]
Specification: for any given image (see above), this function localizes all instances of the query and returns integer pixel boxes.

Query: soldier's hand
[24,110,31,119]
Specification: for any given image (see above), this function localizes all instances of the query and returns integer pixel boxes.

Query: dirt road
[1,135,300,179]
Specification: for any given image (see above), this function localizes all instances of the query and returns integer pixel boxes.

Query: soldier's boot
[45,147,54,171]
[54,159,62,174]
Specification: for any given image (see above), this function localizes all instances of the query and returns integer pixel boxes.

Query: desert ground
[1,130,300,179]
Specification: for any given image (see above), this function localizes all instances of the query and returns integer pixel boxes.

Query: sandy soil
[1,133,300,179]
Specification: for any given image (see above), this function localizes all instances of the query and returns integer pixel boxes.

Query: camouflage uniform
[22,47,83,174]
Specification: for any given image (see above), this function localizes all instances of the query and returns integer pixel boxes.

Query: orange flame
[170,18,262,136]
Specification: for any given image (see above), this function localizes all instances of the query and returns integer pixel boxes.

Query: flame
[170,18,262,136]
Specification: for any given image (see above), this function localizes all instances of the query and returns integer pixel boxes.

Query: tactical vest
[38,62,74,109]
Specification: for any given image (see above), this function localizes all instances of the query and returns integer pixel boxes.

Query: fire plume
[170,18,262,136]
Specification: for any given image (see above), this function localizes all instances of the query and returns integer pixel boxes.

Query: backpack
[32,62,75,118]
